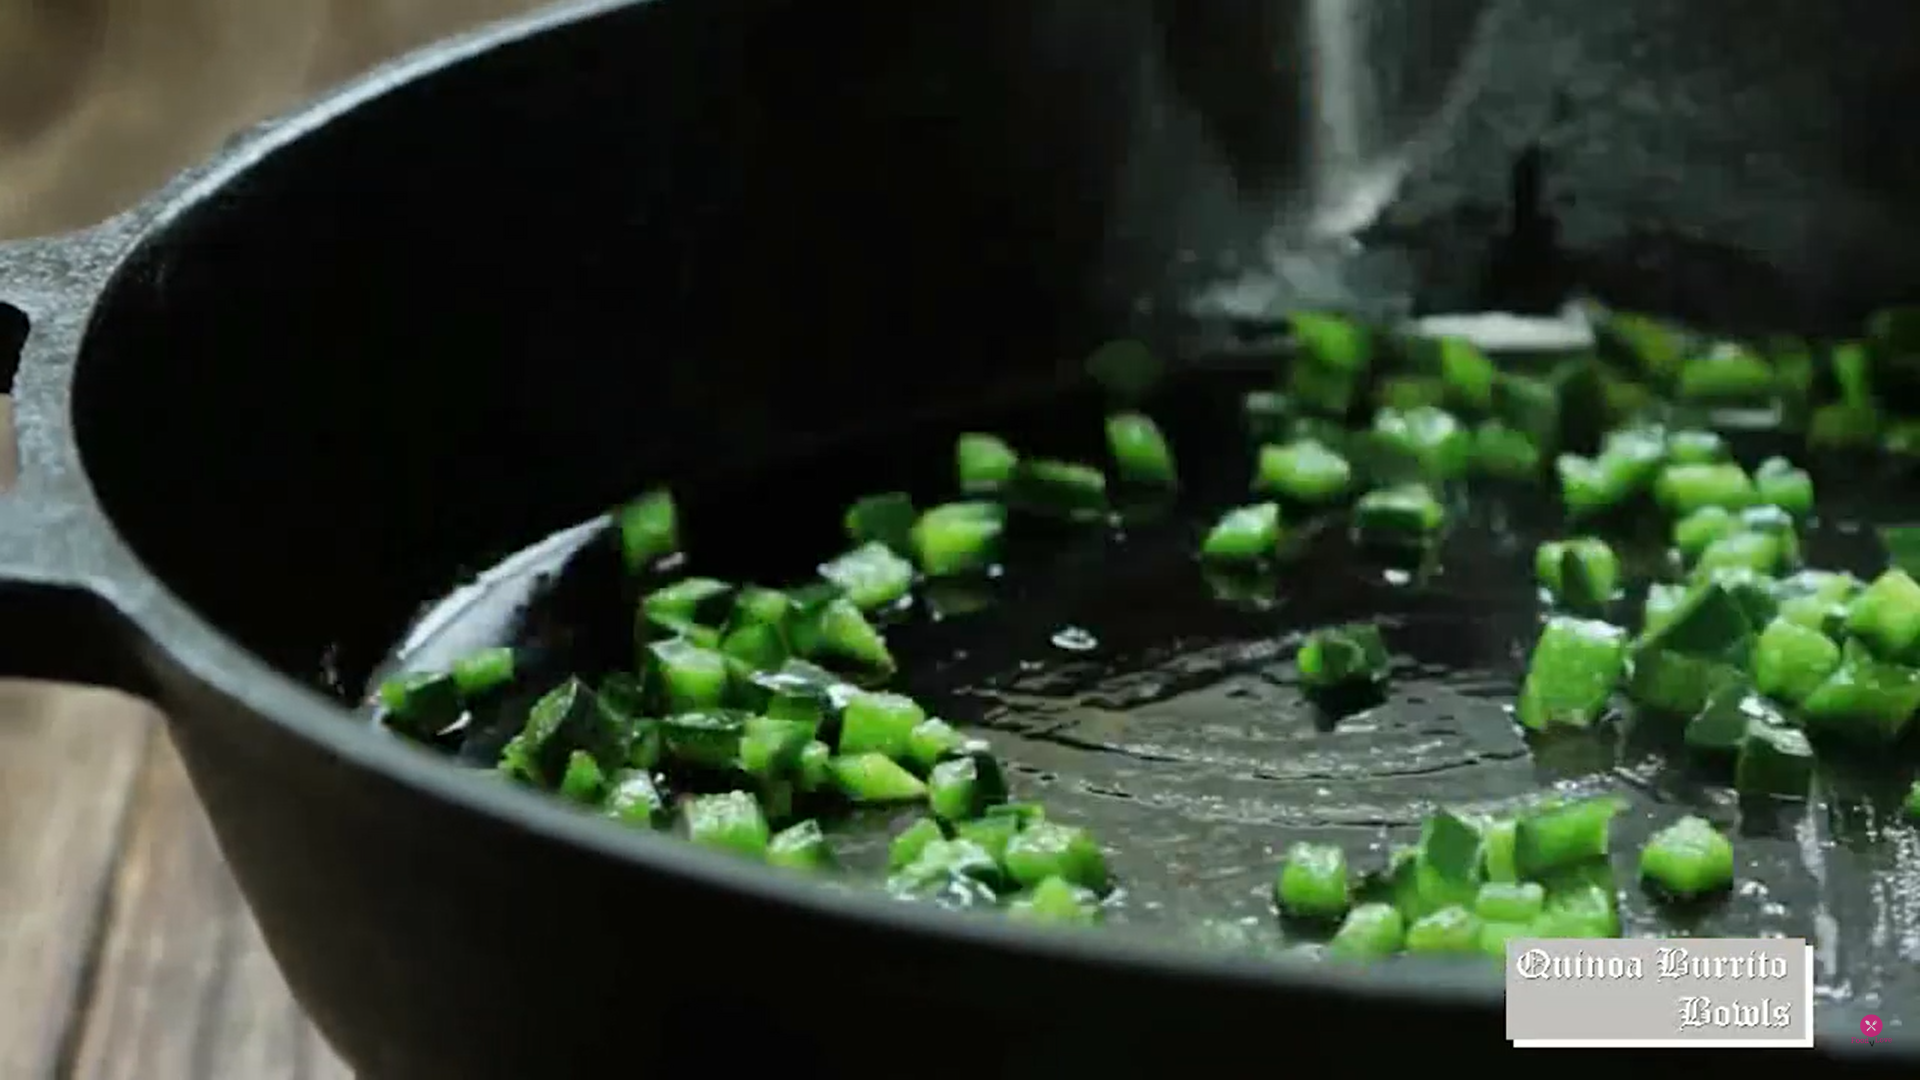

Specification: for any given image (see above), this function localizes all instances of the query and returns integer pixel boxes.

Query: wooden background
[0,1,550,1076]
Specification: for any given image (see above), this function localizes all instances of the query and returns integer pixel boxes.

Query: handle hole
[0,302,25,393]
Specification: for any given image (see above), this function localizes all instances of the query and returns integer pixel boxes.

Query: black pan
[3,0,1920,1075]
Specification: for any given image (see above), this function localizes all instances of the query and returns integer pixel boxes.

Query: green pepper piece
[1844,568,1920,659]
[819,541,915,611]
[844,491,917,554]
[1734,720,1815,800]
[1004,822,1109,893]
[1201,502,1283,563]
[767,819,836,872]
[449,647,515,696]
[1009,876,1102,925]
[829,753,928,804]
[616,489,679,573]
[956,434,1019,495]
[1011,459,1108,521]
[1517,617,1628,730]
[1352,484,1446,547]
[1469,421,1542,480]
[1327,902,1405,959]
[1105,412,1178,487]
[910,501,1006,579]
[1639,816,1735,900]
[1752,617,1843,705]
[684,791,771,858]
[1254,439,1354,503]
[1514,796,1622,879]
[1799,639,1920,746]
[1275,841,1352,920]
[1405,905,1482,953]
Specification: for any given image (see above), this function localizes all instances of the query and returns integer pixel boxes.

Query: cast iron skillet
[3,0,1920,1075]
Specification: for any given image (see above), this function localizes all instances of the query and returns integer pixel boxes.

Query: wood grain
[66,734,352,1080]
[0,684,152,1079]
[0,0,552,239]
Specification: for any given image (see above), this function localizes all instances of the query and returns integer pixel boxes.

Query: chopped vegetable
[1639,816,1735,900]
[1666,429,1728,464]
[956,434,1019,494]
[1274,842,1351,920]
[1372,405,1471,479]
[1296,623,1390,694]
[1470,420,1542,479]
[1654,462,1756,516]
[1255,439,1354,503]
[1683,684,1762,756]
[1678,341,1775,402]
[844,492,917,554]
[890,817,945,870]
[796,596,896,680]
[1735,720,1815,800]
[829,753,928,803]
[820,541,915,610]
[1693,529,1794,579]
[1474,881,1545,924]
[1513,797,1621,878]
[1672,506,1742,564]
[1009,876,1101,925]
[1351,484,1445,547]
[616,489,679,573]
[1004,822,1108,892]
[1435,336,1497,412]
[767,820,835,871]
[1516,617,1628,730]
[838,691,926,759]
[1328,902,1405,959]
[1012,459,1108,521]
[559,750,608,803]
[514,677,625,783]
[1845,569,1920,659]
[376,670,462,741]
[1753,457,1814,517]
[1287,311,1372,415]
[644,638,732,712]
[1798,639,1920,746]
[1906,780,1920,821]
[685,791,771,858]
[1201,502,1283,563]
[642,577,733,635]
[906,717,967,773]
[1752,617,1843,705]
[603,769,665,827]
[1105,412,1177,487]
[910,501,1006,578]
[1415,810,1484,908]
[1534,537,1620,610]
[928,752,1010,823]
[1404,906,1481,953]
[450,647,515,696]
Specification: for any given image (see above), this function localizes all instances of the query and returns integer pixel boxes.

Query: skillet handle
[0,237,158,700]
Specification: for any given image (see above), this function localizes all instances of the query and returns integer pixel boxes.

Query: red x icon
[1861,1015,1882,1037]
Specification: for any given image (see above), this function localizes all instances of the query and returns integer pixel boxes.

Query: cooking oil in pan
[364,324,1920,1005]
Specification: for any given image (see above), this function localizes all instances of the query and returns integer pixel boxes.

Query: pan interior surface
[371,358,1920,1025]
[47,0,1920,1047]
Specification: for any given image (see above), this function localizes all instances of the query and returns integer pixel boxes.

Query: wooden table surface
[0,3,557,1076]
[0,397,350,1078]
